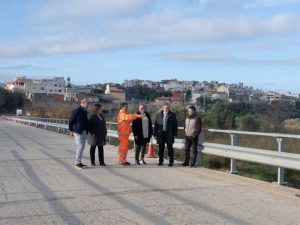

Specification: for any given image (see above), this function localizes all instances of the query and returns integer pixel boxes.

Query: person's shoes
[91,162,96,166]
[168,163,173,167]
[190,164,196,167]
[158,162,163,166]
[182,163,188,167]
[74,164,83,169]
[136,161,141,165]
[141,159,147,165]
[124,161,131,165]
[79,163,88,168]
[100,163,106,166]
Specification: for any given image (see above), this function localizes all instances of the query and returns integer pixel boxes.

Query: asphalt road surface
[0,119,299,225]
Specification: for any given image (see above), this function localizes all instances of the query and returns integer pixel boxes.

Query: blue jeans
[74,131,87,165]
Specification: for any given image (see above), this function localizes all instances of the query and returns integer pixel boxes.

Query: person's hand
[69,132,74,137]
[154,136,157,140]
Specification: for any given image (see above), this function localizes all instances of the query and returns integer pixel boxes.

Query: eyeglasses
[140,108,145,110]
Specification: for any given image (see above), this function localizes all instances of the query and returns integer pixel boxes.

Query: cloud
[0,64,79,72]
[1,10,300,59]
[244,0,300,8]
[38,0,152,18]
[185,0,300,9]
[163,50,300,65]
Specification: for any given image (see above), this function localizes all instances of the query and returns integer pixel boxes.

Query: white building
[191,93,201,103]
[217,83,252,102]
[141,80,155,89]
[164,80,184,92]
[212,92,229,101]
[6,76,65,98]
[123,79,143,88]
[262,92,298,105]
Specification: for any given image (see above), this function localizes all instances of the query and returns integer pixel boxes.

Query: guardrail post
[276,137,287,185]
[108,123,112,144]
[230,134,239,174]
[195,131,204,167]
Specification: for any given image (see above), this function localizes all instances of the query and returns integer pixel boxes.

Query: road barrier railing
[3,115,300,185]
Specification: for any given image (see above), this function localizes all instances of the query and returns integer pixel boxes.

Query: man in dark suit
[154,103,178,166]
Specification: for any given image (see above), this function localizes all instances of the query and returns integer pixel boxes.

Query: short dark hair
[188,105,196,112]
[93,104,102,113]
[120,102,128,109]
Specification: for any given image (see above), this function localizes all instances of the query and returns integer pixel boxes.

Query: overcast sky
[1,0,300,92]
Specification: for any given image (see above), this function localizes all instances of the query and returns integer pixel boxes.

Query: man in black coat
[132,104,153,165]
[69,98,89,169]
[154,103,178,166]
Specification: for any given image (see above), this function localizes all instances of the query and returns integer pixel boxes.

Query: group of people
[68,98,202,169]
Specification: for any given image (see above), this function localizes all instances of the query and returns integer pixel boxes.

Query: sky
[1,0,300,92]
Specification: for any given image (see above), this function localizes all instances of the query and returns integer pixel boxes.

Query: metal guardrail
[2,115,300,185]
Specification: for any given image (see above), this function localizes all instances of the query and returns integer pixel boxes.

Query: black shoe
[168,163,173,167]
[158,162,163,166]
[136,161,141,165]
[141,159,147,165]
[124,162,131,165]
[91,162,96,166]
[190,164,195,167]
[100,163,106,166]
[79,163,88,168]
[74,164,83,169]
[182,163,188,167]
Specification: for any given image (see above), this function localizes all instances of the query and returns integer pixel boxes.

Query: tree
[262,102,297,133]
[237,113,262,131]
[91,88,104,94]
[204,102,236,129]
[0,88,25,113]
[125,86,171,101]
[66,77,72,88]
[185,90,192,102]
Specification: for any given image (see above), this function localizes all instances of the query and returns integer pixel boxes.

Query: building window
[54,84,57,87]
[41,87,45,90]
[54,89,57,92]
[58,89,62,93]
[49,89,53,92]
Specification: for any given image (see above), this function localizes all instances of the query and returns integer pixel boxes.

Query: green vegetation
[185,89,192,102]
[125,86,171,101]
[0,88,25,113]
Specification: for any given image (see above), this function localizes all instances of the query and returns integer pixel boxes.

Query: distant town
[3,76,300,106]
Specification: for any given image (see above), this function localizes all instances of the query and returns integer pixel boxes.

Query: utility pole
[203,94,206,112]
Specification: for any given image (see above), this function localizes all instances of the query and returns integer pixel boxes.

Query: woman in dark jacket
[88,104,107,166]
[132,104,153,165]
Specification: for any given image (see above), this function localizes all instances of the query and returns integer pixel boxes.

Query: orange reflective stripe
[118,132,130,135]
[118,122,131,125]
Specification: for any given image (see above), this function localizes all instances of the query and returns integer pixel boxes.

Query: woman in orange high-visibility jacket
[117,103,139,165]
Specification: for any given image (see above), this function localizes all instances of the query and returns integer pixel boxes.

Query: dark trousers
[135,143,147,162]
[159,131,174,164]
[184,136,198,165]
[90,145,104,164]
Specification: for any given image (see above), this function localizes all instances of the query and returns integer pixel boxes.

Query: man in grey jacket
[182,106,202,167]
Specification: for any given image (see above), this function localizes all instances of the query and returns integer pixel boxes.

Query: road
[0,119,299,225]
